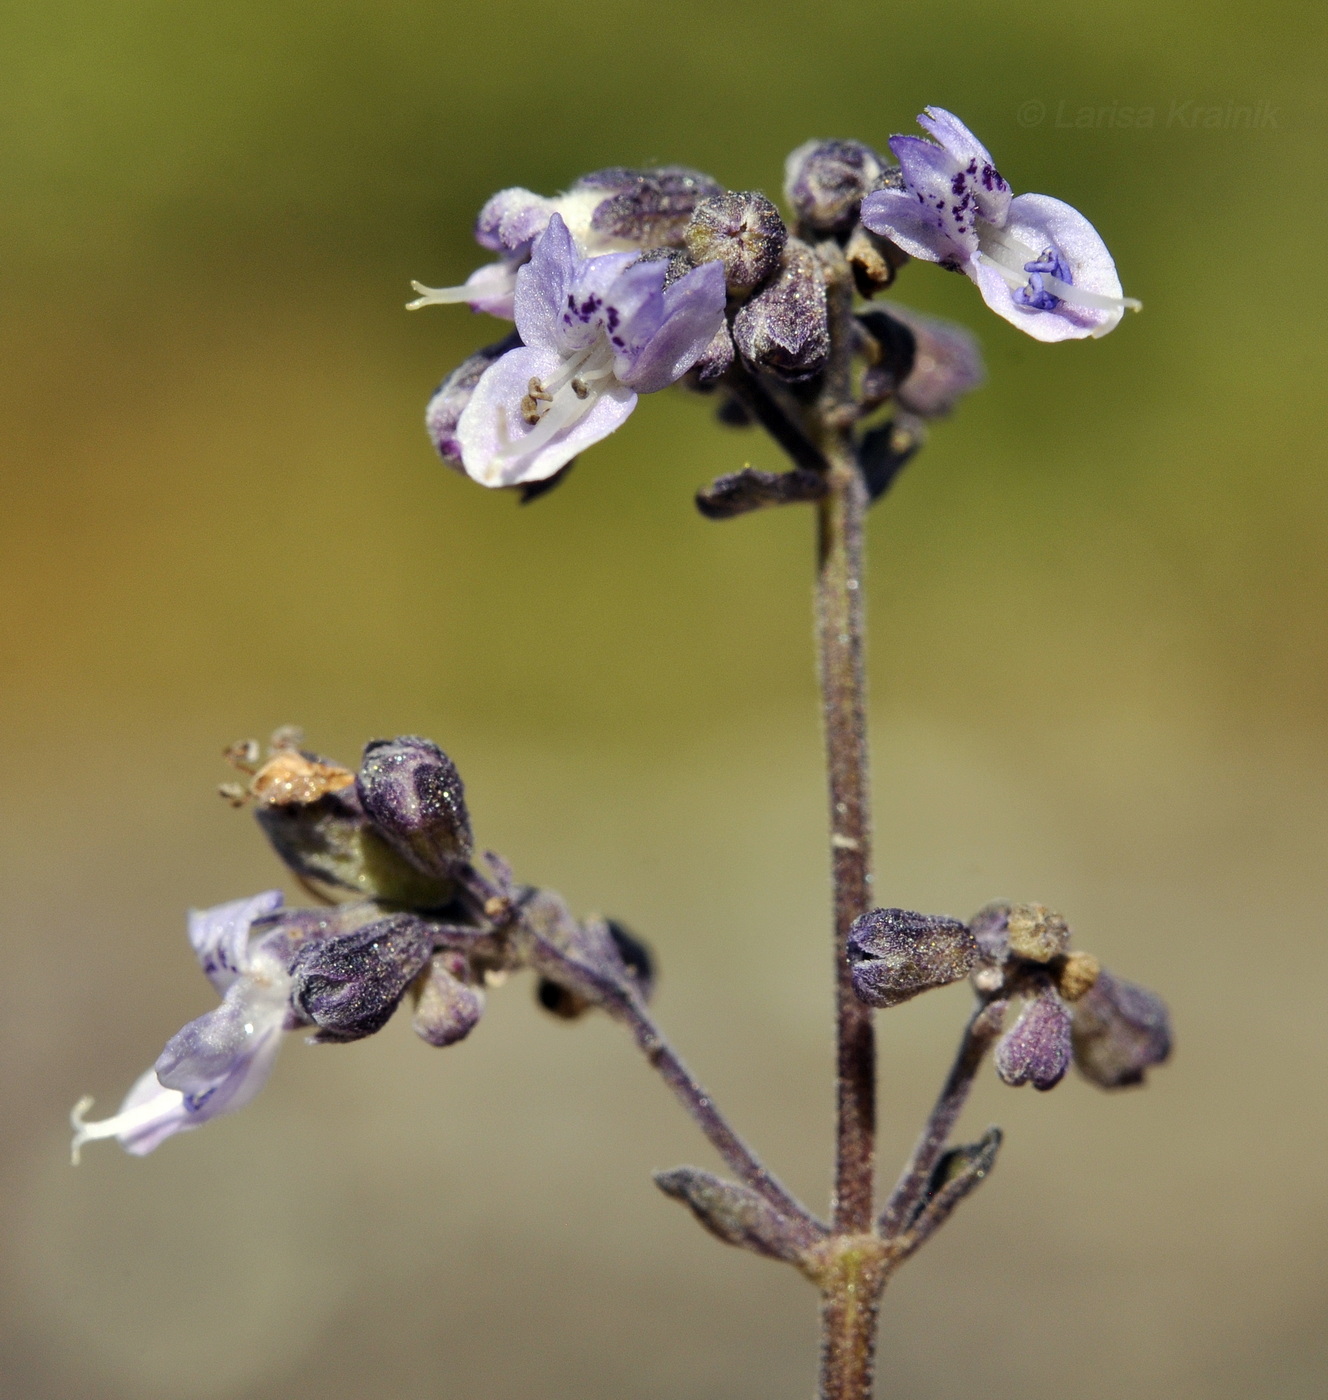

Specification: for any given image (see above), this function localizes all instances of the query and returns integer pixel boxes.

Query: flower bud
[857,421,920,505]
[968,900,1012,964]
[685,192,787,294]
[881,305,985,420]
[922,1127,1003,1216]
[357,736,473,881]
[246,744,451,908]
[995,984,1072,1090]
[688,321,735,385]
[290,914,435,1043]
[732,239,830,382]
[426,332,521,468]
[1071,969,1172,1088]
[578,165,723,249]
[413,951,485,1047]
[856,310,918,410]
[847,907,978,1009]
[605,919,655,1001]
[695,465,827,520]
[783,139,889,234]
[654,1167,813,1264]
[1005,903,1071,963]
[474,187,558,254]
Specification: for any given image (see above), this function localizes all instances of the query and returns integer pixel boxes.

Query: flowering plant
[74,111,1165,1400]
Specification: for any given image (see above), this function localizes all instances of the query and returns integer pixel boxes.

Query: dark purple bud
[357,736,473,881]
[995,985,1073,1090]
[247,744,450,907]
[732,239,830,382]
[1071,969,1172,1088]
[918,1128,1003,1224]
[847,907,979,1008]
[967,900,1012,964]
[857,422,920,505]
[535,976,591,1020]
[688,321,735,385]
[695,465,827,520]
[579,166,724,249]
[893,1127,1003,1253]
[518,890,641,1013]
[783,139,890,234]
[426,332,522,469]
[413,951,484,1047]
[856,310,918,410]
[685,191,787,294]
[518,459,576,504]
[535,914,655,1020]
[880,305,985,420]
[606,919,655,1001]
[654,1167,816,1264]
[290,914,434,1043]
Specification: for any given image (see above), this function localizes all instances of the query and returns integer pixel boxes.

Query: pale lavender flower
[860,108,1140,341]
[70,892,305,1159]
[408,168,720,319]
[455,214,726,487]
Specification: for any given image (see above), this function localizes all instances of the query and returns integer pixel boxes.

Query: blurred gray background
[2,2,1325,1396]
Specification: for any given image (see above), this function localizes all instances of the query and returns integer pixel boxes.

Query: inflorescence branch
[72,111,1171,1400]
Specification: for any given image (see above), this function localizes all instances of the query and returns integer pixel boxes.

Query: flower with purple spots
[860,108,1140,341]
[70,892,308,1158]
[455,214,726,488]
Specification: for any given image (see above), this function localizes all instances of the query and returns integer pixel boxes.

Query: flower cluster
[72,731,654,1159]
[412,111,1136,497]
[848,900,1170,1092]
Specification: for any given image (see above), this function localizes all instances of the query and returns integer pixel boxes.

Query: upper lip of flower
[452,214,726,488]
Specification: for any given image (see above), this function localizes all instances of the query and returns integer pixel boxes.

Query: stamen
[499,381,599,464]
[975,251,1141,314]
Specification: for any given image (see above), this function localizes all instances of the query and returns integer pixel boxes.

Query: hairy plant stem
[814,239,884,1400]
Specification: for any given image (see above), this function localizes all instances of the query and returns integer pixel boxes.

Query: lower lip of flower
[975,229,1142,315]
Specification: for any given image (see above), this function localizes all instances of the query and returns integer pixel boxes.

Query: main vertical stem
[812,240,883,1400]
[816,448,883,1400]
[818,455,876,1234]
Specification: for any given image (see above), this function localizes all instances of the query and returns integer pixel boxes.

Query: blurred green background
[2,2,1325,1397]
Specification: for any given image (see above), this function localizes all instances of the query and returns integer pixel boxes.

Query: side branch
[614,995,825,1234]
[878,999,1005,1235]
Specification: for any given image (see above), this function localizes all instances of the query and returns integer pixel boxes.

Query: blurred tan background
[2,2,1325,1397]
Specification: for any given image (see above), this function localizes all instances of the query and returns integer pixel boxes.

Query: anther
[571,378,590,399]
[520,395,543,426]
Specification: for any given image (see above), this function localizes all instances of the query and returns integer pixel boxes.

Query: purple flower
[860,108,1140,341]
[408,167,720,320]
[455,215,726,487]
[71,892,307,1159]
